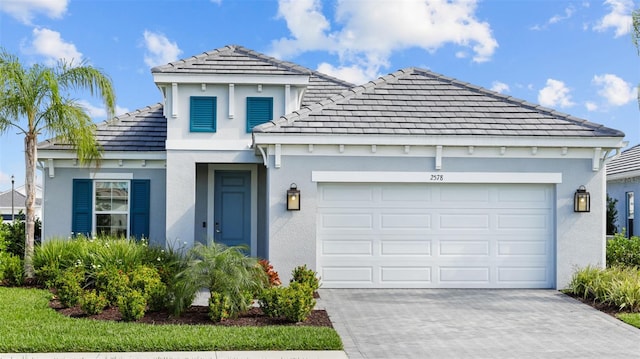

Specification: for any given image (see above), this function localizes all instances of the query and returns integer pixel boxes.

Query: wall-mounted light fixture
[287,183,300,211]
[574,185,590,213]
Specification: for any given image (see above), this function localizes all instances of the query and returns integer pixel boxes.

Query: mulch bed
[49,299,333,327]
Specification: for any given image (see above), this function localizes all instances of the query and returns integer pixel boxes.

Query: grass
[0,287,343,353]
[617,313,640,328]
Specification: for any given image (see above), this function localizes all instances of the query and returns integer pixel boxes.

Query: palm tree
[0,49,115,278]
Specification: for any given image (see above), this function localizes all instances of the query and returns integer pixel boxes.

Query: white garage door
[316,182,554,288]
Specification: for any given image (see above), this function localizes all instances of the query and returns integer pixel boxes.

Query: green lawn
[0,287,342,353]
[617,313,640,328]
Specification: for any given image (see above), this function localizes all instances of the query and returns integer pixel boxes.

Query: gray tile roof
[40,46,353,153]
[153,45,353,106]
[0,190,40,207]
[255,67,625,138]
[607,144,640,176]
[39,104,167,152]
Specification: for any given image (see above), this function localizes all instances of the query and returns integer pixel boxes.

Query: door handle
[215,222,221,233]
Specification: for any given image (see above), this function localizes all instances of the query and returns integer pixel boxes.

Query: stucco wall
[264,153,606,289]
[41,167,167,247]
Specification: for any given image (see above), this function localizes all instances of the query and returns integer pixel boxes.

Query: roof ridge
[411,67,624,137]
[98,103,164,128]
[255,67,419,132]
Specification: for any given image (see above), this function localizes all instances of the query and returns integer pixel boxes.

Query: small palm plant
[170,242,267,319]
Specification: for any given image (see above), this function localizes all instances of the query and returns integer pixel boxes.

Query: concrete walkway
[318,289,640,359]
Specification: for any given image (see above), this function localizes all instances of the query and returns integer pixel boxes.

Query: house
[0,184,42,222]
[606,144,640,236]
[37,45,625,289]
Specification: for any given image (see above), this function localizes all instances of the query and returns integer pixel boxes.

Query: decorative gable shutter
[190,97,216,132]
[72,179,92,236]
[246,97,273,132]
[130,179,150,240]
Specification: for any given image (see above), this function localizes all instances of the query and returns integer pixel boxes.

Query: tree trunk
[24,134,36,279]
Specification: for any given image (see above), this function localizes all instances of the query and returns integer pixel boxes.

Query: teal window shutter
[246,97,273,132]
[130,179,150,240]
[190,96,216,132]
[72,179,92,236]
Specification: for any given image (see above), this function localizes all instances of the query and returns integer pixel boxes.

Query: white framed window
[94,180,130,237]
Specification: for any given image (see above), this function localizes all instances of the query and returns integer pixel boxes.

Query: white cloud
[27,28,82,66]
[271,0,497,81]
[532,5,576,30]
[538,79,574,108]
[491,81,510,93]
[78,100,129,119]
[549,6,575,24]
[143,30,182,67]
[593,0,633,37]
[585,101,598,111]
[0,0,68,24]
[316,62,375,85]
[592,73,637,106]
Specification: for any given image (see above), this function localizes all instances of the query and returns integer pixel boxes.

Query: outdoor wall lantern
[287,183,301,211]
[574,185,590,213]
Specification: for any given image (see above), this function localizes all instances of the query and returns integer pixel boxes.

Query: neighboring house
[37,45,625,289]
[0,185,42,222]
[606,144,640,236]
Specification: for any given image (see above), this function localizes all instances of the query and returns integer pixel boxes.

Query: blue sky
[0,0,638,191]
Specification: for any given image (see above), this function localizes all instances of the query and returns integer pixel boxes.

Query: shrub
[95,267,130,306]
[607,234,640,267]
[0,215,41,258]
[291,264,320,292]
[258,282,316,323]
[170,242,266,317]
[55,267,85,308]
[259,259,281,287]
[129,265,167,311]
[607,195,619,235]
[79,290,108,315]
[568,266,640,312]
[607,268,640,312]
[0,252,23,286]
[208,292,231,322]
[117,289,147,322]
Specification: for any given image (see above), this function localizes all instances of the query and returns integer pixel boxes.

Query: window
[95,181,129,237]
[190,96,217,132]
[72,179,150,239]
[246,97,273,132]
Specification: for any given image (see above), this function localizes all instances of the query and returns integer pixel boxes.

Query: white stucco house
[37,45,625,289]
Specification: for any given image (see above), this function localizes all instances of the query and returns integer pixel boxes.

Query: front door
[214,171,251,250]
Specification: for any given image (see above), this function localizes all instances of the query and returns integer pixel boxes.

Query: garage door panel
[439,241,489,256]
[320,184,373,202]
[497,266,548,283]
[322,240,373,255]
[498,187,551,204]
[322,266,373,283]
[320,213,373,229]
[317,182,554,289]
[498,241,548,255]
[439,187,490,202]
[381,240,431,255]
[497,214,548,229]
[439,267,490,283]
[381,213,431,229]
[381,186,431,202]
[381,266,431,283]
[439,214,490,229]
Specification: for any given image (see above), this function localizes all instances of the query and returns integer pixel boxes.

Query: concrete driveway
[318,289,640,359]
